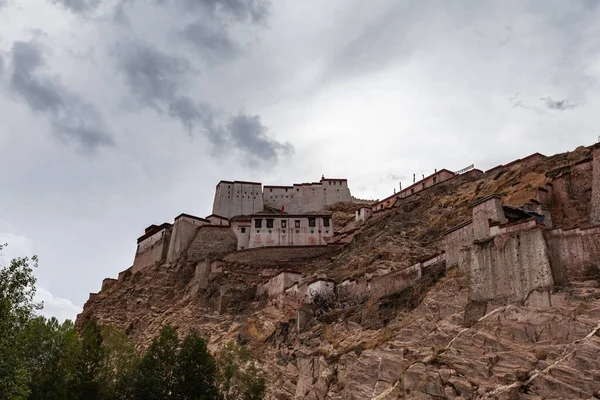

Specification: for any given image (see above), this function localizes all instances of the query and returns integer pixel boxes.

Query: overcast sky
[1,0,599,321]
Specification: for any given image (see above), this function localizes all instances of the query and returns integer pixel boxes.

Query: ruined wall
[591,147,600,224]
[212,181,263,218]
[167,215,207,263]
[472,195,505,240]
[549,160,593,229]
[132,228,171,273]
[249,216,333,248]
[206,215,229,226]
[259,272,302,297]
[186,226,237,263]
[546,226,600,284]
[468,227,554,304]
[443,220,473,270]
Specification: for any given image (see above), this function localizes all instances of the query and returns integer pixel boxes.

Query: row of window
[254,218,330,229]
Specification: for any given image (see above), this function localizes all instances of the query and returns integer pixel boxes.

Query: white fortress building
[212,177,353,218]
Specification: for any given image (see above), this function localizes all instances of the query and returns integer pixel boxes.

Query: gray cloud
[116,43,190,109]
[52,0,100,13]
[227,113,292,163]
[541,96,578,111]
[9,40,113,150]
[177,0,270,24]
[0,55,4,79]
[117,41,291,163]
[169,96,291,163]
[181,20,239,61]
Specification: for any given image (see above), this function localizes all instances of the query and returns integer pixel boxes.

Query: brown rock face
[77,144,600,399]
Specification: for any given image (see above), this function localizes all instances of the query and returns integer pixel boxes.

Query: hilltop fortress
[90,143,600,317]
[212,177,356,218]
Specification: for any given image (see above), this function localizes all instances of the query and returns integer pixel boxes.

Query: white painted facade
[248,214,333,248]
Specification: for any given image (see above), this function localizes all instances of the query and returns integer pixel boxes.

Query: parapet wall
[546,225,600,284]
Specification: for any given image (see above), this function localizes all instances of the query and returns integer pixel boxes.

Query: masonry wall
[545,226,600,284]
[167,216,207,263]
[249,216,333,248]
[212,181,263,218]
[443,221,473,270]
[223,246,337,266]
[207,215,229,226]
[132,228,171,273]
[468,227,554,304]
[355,207,373,223]
[549,160,593,229]
[186,226,238,263]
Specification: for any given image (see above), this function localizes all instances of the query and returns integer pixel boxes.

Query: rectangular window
[281,220,287,228]
[295,220,300,228]
[323,218,330,227]
[433,177,437,184]
[422,183,426,189]
[411,188,414,194]
[255,219,262,228]
[266,219,274,228]
[309,218,316,227]
[240,227,246,233]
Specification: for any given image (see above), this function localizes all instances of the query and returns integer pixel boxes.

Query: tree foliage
[0,244,266,400]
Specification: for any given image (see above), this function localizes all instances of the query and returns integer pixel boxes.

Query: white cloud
[34,285,82,322]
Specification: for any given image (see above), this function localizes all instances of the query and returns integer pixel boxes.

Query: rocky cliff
[77,145,600,399]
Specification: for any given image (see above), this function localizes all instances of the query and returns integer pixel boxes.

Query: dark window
[380,204,383,209]
[270,188,272,192]
[422,183,425,189]
[255,219,262,228]
[323,218,330,227]
[241,227,246,233]
[357,209,361,215]
[266,219,274,228]
[433,177,437,184]
[295,220,300,228]
[309,218,316,227]
[411,188,414,194]
[281,220,287,228]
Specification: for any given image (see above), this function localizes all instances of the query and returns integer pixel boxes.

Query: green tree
[76,319,106,400]
[0,244,41,400]
[21,317,81,400]
[98,324,139,400]
[173,331,221,400]
[216,342,266,400]
[134,324,179,400]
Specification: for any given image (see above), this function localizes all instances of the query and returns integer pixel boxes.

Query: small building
[230,216,251,250]
[258,271,302,297]
[206,214,229,226]
[245,214,333,248]
[355,206,373,223]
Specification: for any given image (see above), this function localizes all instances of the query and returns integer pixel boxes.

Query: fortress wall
[468,227,554,304]
[249,215,333,248]
[132,228,171,273]
[223,246,338,266]
[167,215,207,263]
[264,185,301,213]
[546,226,600,284]
[444,220,473,270]
[212,181,263,218]
[591,147,600,224]
[186,226,237,263]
